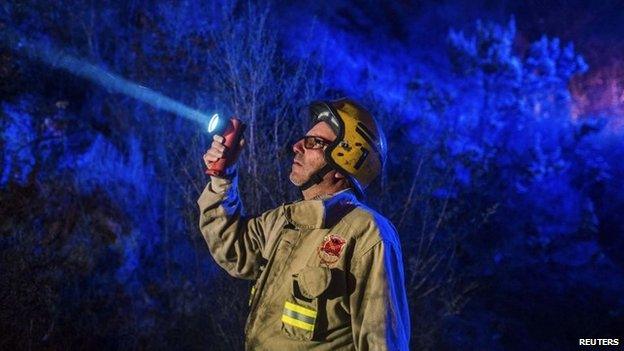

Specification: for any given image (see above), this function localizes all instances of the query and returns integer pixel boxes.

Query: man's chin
[289,172,305,187]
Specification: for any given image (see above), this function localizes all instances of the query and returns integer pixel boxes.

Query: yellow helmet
[306,98,387,195]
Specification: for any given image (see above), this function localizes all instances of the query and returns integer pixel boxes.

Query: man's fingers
[207,149,224,159]
[204,135,244,169]
[211,140,226,152]
[203,153,215,164]
[203,151,218,160]
[203,149,223,164]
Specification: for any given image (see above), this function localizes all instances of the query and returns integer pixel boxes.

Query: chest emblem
[318,234,346,265]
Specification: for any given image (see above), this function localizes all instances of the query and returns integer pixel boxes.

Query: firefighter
[198,98,410,350]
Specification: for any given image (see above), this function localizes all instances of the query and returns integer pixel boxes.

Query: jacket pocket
[280,266,331,341]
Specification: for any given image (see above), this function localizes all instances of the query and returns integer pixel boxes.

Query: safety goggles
[295,135,332,150]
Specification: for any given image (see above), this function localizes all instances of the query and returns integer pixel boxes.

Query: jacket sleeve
[197,174,283,280]
[350,236,411,350]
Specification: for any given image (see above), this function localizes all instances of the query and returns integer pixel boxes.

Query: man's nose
[292,138,305,154]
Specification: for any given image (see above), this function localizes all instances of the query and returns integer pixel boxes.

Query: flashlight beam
[1,28,209,124]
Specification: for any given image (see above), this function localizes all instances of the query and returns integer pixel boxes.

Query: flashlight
[205,114,246,177]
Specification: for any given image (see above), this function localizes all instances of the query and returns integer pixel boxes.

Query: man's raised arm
[197,134,284,280]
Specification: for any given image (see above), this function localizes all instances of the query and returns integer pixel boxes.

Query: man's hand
[203,134,245,176]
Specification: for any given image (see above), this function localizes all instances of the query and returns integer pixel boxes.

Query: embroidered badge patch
[318,234,346,265]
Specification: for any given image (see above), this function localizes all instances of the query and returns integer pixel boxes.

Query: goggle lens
[299,136,330,149]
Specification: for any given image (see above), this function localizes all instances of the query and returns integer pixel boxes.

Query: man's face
[289,121,336,186]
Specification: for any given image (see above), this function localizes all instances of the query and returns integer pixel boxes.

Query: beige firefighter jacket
[197,175,410,350]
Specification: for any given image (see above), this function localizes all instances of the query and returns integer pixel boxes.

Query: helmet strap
[298,164,333,192]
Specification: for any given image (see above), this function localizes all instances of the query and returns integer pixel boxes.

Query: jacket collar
[285,189,359,229]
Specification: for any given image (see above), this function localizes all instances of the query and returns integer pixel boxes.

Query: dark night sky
[510,0,624,63]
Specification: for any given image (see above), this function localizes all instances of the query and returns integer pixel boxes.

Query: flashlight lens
[208,114,220,133]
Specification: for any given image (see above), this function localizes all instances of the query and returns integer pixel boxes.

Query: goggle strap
[298,164,333,192]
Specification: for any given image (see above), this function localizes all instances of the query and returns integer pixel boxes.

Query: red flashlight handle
[206,118,244,177]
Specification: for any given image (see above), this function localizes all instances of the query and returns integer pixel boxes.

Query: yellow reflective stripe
[281,314,314,331]
[284,301,317,318]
